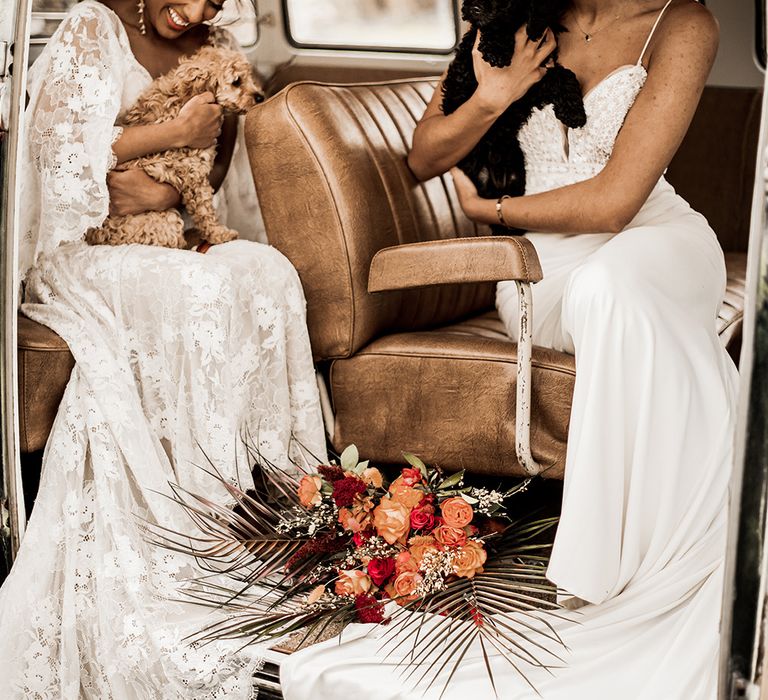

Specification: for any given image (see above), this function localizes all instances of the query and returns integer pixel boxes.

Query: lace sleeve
[18,3,125,282]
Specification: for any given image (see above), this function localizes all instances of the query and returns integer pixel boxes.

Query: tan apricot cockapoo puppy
[86,46,263,248]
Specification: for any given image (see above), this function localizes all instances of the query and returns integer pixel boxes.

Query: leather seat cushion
[18,314,74,454]
[14,226,747,461]
[329,252,747,478]
[330,321,575,479]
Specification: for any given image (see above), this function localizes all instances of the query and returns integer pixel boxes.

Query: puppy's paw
[204,226,239,244]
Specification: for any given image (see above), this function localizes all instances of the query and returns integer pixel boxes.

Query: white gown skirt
[279,178,739,699]
[0,240,327,699]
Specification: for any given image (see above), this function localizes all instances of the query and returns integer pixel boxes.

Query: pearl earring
[137,0,147,35]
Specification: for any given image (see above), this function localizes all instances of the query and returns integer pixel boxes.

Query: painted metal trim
[514,281,542,476]
[1,0,32,561]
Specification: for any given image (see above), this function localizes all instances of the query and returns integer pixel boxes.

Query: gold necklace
[571,3,626,44]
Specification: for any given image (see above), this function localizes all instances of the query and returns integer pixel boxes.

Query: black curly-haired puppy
[442,0,586,234]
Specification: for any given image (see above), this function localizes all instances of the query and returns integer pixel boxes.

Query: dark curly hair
[442,0,586,234]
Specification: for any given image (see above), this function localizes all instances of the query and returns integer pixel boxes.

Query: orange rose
[373,499,411,545]
[393,571,423,603]
[389,476,424,509]
[408,535,439,565]
[433,524,468,548]
[338,494,375,533]
[298,475,323,508]
[338,507,363,533]
[395,551,419,575]
[362,467,384,488]
[334,570,373,597]
[453,541,487,579]
[351,494,375,527]
[440,497,474,528]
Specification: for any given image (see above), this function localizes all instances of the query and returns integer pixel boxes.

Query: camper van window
[28,0,258,47]
[283,0,459,53]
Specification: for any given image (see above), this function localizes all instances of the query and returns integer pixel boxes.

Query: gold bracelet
[496,195,511,228]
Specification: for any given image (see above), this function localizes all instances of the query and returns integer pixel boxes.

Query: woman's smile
[166,6,190,31]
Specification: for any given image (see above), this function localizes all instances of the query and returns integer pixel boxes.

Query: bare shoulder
[646,0,719,69]
[655,0,719,49]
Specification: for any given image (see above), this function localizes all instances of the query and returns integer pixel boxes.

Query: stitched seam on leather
[372,237,530,281]
[394,85,456,237]
[352,85,452,327]
[339,351,576,376]
[361,86,432,243]
[334,87,411,330]
[511,237,530,280]
[284,86,356,358]
[395,84,479,319]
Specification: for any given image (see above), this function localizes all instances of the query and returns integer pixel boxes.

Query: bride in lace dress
[281,1,737,698]
[0,0,326,697]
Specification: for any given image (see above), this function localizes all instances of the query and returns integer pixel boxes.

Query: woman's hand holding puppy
[407,27,555,181]
[107,91,225,215]
[473,27,556,115]
[175,92,225,149]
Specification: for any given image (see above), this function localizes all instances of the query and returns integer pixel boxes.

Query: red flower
[317,465,346,483]
[354,594,385,624]
[332,476,368,507]
[285,533,347,573]
[401,468,423,487]
[410,504,436,531]
[367,557,396,586]
[353,531,371,547]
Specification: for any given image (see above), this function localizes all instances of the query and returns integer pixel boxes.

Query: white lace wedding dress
[280,3,738,698]
[0,2,326,698]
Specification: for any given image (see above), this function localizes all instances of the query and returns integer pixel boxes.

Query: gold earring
[137,0,147,35]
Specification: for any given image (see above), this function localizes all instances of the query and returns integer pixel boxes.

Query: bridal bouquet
[287,447,516,622]
[151,444,565,694]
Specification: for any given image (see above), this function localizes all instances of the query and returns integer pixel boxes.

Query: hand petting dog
[442,0,587,234]
[86,46,264,249]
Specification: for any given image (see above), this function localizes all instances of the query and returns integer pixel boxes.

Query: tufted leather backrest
[244,79,495,361]
[666,86,761,253]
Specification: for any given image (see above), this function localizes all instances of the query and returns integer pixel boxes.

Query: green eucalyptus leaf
[403,452,428,478]
[354,459,370,475]
[340,444,359,471]
[437,470,465,490]
[460,493,479,505]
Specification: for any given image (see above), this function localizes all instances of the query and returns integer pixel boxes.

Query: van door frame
[720,1,768,696]
[0,0,32,573]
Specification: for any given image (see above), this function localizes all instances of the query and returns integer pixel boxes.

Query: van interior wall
[706,0,763,88]
[264,1,763,93]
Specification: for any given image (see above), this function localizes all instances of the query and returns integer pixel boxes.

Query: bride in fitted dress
[0,0,326,697]
[280,1,736,697]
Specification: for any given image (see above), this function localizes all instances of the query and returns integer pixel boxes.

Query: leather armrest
[368,236,543,293]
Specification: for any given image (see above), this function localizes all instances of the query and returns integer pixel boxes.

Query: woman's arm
[454,2,719,234]
[408,27,557,182]
[112,91,224,164]
[109,95,236,215]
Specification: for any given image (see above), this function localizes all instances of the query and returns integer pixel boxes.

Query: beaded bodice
[518,64,647,195]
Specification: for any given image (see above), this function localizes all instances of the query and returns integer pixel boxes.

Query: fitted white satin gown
[280,5,739,698]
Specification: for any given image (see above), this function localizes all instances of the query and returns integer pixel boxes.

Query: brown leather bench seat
[18,84,758,471]
[330,251,747,479]
[18,314,75,453]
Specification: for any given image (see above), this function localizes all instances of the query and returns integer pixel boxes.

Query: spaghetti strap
[638,0,674,65]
